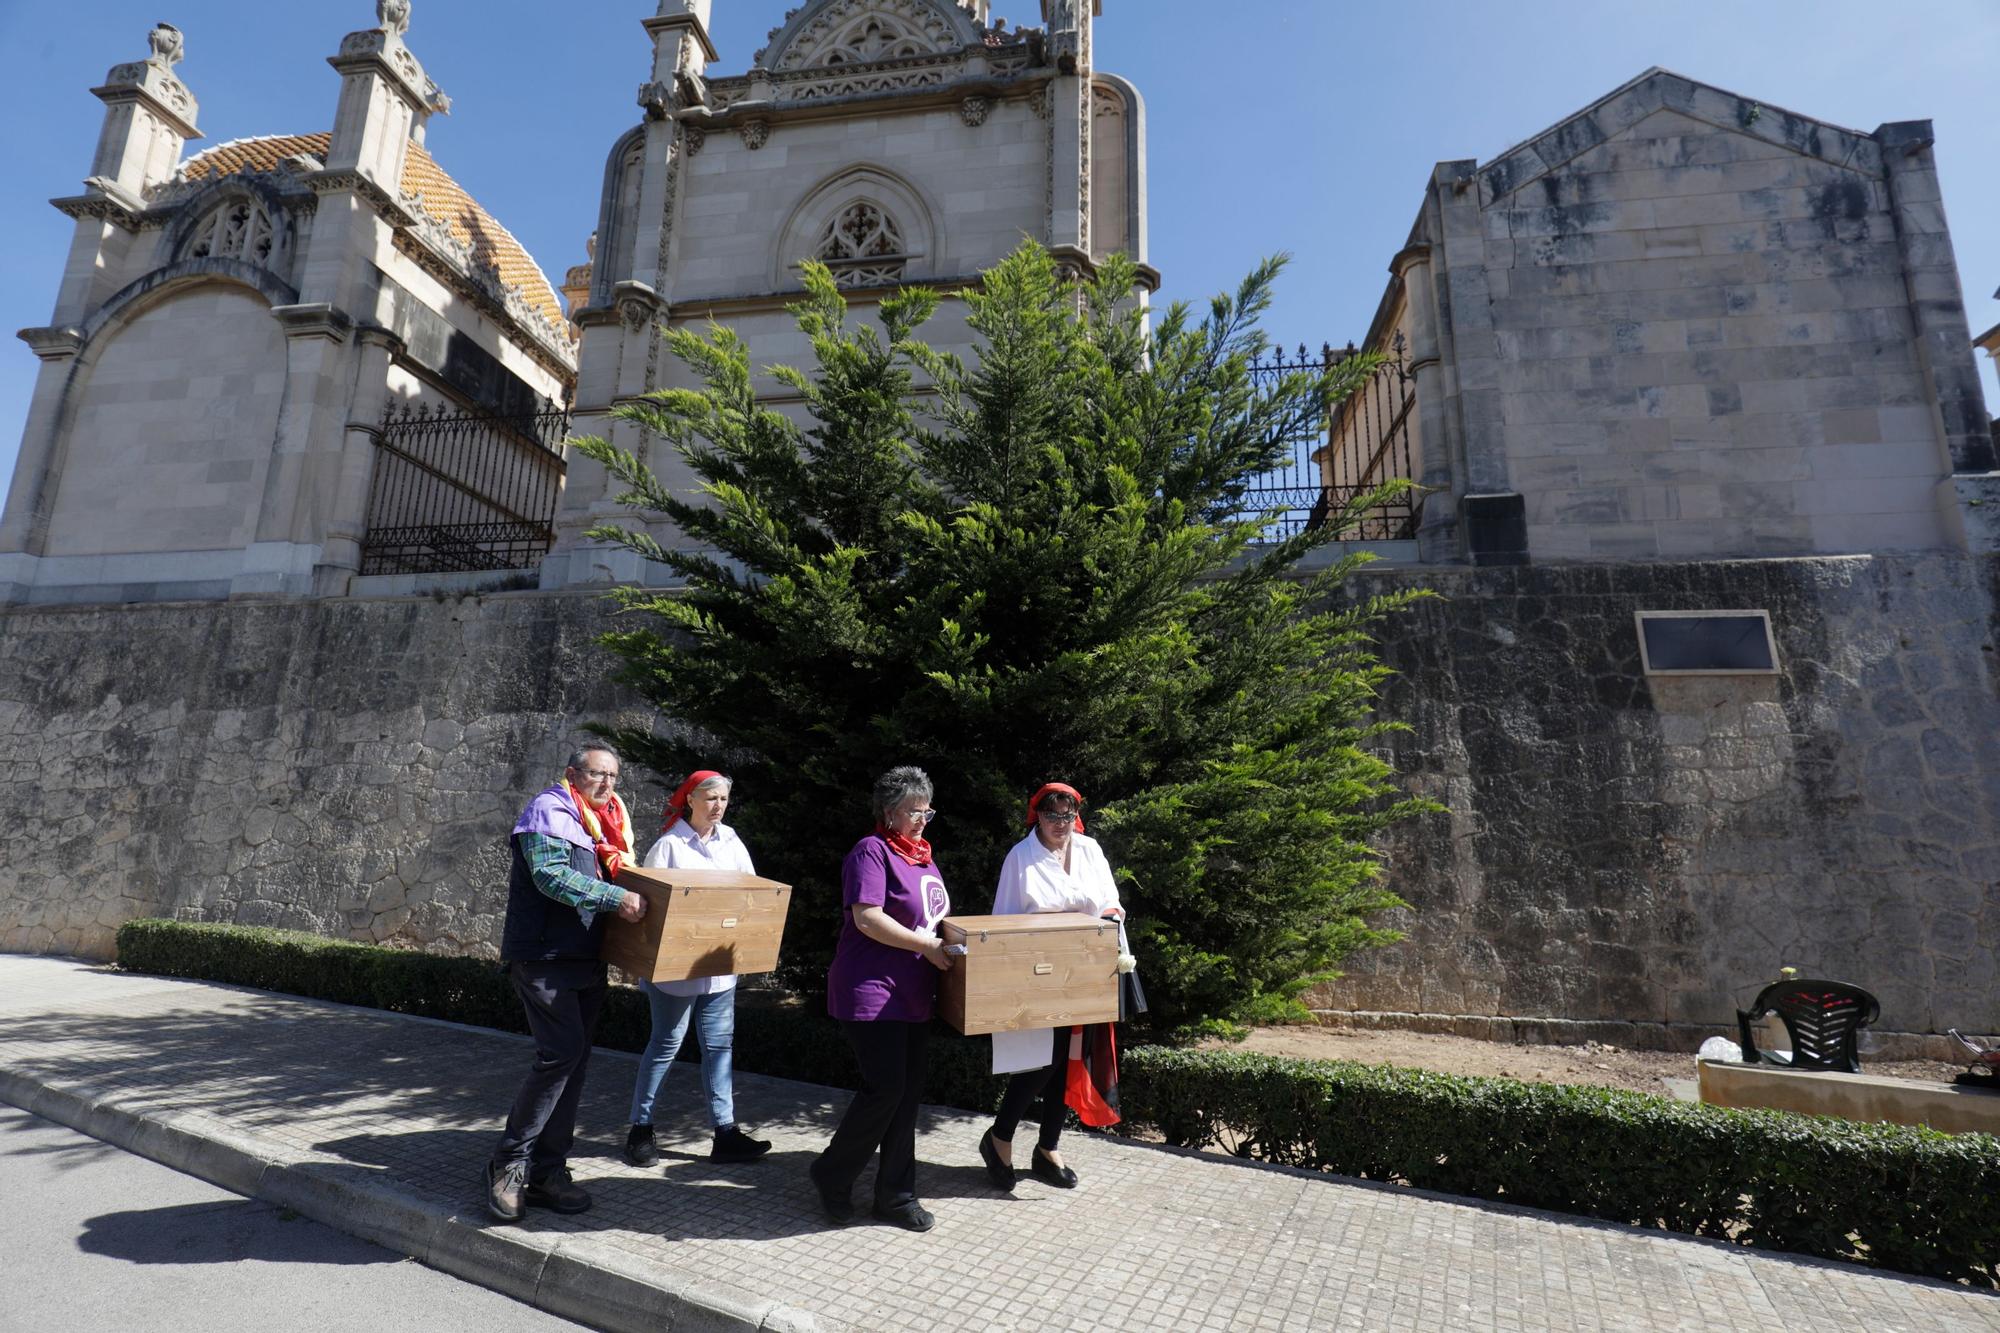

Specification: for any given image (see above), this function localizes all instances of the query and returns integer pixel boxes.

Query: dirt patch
[1210,1025,1966,1097]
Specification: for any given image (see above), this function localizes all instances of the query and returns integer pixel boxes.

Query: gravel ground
[1213,1024,1968,1096]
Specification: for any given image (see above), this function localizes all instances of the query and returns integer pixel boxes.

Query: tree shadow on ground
[77,1198,394,1267]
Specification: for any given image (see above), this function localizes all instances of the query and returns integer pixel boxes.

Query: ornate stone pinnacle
[147,22,184,69]
[377,0,411,37]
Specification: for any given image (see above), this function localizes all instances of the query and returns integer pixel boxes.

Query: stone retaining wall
[1316,551,2000,1042]
[2,553,1994,1046]
[0,592,655,958]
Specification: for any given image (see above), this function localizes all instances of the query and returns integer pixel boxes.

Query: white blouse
[639,818,757,997]
[989,830,1125,1075]
[993,830,1122,919]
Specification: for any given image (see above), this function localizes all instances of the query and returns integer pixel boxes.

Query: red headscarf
[1025,782,1085,833]
[665,769,724,831]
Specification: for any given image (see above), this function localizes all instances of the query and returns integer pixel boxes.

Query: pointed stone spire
[85,22,201,205]
[325,0,443,184]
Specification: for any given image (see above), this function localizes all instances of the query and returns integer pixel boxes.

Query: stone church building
[1,1,1997,1053]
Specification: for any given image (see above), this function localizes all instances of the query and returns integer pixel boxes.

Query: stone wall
[4,557,1995,1051]
[1315,551,2000,1047]
[0,591,656,959]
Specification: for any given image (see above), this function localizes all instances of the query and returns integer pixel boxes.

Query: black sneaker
[523,1165,592,1215]
[710,1125,772,1163]
[623,1122,660,1168]
[484,1158,527,1224]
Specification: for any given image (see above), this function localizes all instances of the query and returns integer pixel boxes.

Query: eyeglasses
[1037,808,1077,824]
[904,808,938,825]
[575,769,620,784]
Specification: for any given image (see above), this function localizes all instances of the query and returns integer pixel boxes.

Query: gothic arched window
[814,202,908,289]
[183,197,279,266]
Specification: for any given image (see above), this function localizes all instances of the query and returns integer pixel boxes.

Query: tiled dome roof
[180,132,568,336]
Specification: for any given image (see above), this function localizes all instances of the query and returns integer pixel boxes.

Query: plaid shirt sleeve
[520,832,624,912]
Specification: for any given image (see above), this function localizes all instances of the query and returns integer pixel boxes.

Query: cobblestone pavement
[2,956,1995,1333]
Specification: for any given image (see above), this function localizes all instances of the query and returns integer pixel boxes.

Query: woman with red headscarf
[620,770,772,1169]
[977,783,1139,1192]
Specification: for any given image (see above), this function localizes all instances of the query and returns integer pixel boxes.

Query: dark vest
[501,833,611,962]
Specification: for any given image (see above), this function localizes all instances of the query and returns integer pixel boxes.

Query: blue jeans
[629,983,736,1129]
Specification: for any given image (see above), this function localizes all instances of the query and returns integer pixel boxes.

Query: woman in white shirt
[978,782,1131,1191]
[622,770,772,1167]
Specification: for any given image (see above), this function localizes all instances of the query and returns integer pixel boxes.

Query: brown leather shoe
[485,1158,527,1223]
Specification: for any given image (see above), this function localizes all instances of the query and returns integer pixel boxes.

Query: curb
[0,1065,827,1333]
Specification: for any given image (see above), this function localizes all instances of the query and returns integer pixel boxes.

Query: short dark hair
[565,743,619,772]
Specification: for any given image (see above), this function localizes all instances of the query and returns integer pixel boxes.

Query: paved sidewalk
[1,957,1994,1333]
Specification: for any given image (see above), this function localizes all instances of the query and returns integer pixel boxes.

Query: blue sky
[2,0,1996,489]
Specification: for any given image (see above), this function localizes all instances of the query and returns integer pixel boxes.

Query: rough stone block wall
[3,562,1994,1051]
[0,592,657,959]
[1315,552,2000,1043]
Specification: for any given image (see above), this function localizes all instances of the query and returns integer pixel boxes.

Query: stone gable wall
[1476,107,1956,559]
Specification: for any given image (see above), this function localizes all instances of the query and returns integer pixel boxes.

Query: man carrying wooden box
[484,744,648,1224]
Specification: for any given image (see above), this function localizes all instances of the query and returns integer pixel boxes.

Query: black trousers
[816,1019,930,1209]
[492,960,607,1179]
[992,1026,1069,1154]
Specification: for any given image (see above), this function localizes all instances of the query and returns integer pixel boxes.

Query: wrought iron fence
[360,402,569,576]
[1243,337,1419,542]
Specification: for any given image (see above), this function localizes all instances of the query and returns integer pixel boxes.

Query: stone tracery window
[814,201,908,288]
[803,13,937,66]
[184,197,278,266]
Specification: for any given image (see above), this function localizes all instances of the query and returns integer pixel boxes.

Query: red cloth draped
[564,780,632,880]
[1063,1024,1121,1127]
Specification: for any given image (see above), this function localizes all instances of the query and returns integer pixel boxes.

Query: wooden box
[937,913,1120,1036]
[600,866,793,984]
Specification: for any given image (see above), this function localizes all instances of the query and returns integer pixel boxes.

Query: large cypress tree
[573,243,1432,1039]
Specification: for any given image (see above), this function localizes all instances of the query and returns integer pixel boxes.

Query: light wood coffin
[601,866,793,984]
[938,912,1120,1036]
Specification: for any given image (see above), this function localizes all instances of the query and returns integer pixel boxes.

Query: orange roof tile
[181,132,571,341]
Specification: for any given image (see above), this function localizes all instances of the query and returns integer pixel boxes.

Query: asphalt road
[0,1105,583,1332]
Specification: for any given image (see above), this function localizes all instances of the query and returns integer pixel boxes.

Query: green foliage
[1120,1047,2000,1288]
[572,242,1434,1039]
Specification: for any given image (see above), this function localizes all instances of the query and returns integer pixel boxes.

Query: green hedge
[117,920,2000,1286]
[113,919,1006,1113]
[1118,1047,2000,1288]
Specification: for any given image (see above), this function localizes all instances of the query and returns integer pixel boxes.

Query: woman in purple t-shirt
[809,766,953,1232]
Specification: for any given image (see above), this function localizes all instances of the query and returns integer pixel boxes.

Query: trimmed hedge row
[1117,1047,2000,1288]
[113,918,1008,1113]
[117,920,2000,1286]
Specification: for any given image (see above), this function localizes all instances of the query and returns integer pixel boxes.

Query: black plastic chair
[1736,978,1880,1073]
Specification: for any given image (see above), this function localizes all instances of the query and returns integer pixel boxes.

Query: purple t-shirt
[826,834,951,1023]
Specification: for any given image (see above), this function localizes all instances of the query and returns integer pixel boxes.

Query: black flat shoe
[1030,1147,1078,1189]
[871,1202,936,1232]
[978,1129,1017,1190]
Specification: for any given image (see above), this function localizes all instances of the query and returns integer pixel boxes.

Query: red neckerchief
[665,769,723,831]
[1025,782,1085,833]
[564,780,631,879]
[875,824,932,868]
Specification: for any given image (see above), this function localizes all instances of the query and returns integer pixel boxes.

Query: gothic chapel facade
[554,0,1149,587]
[0,0,1148,605]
